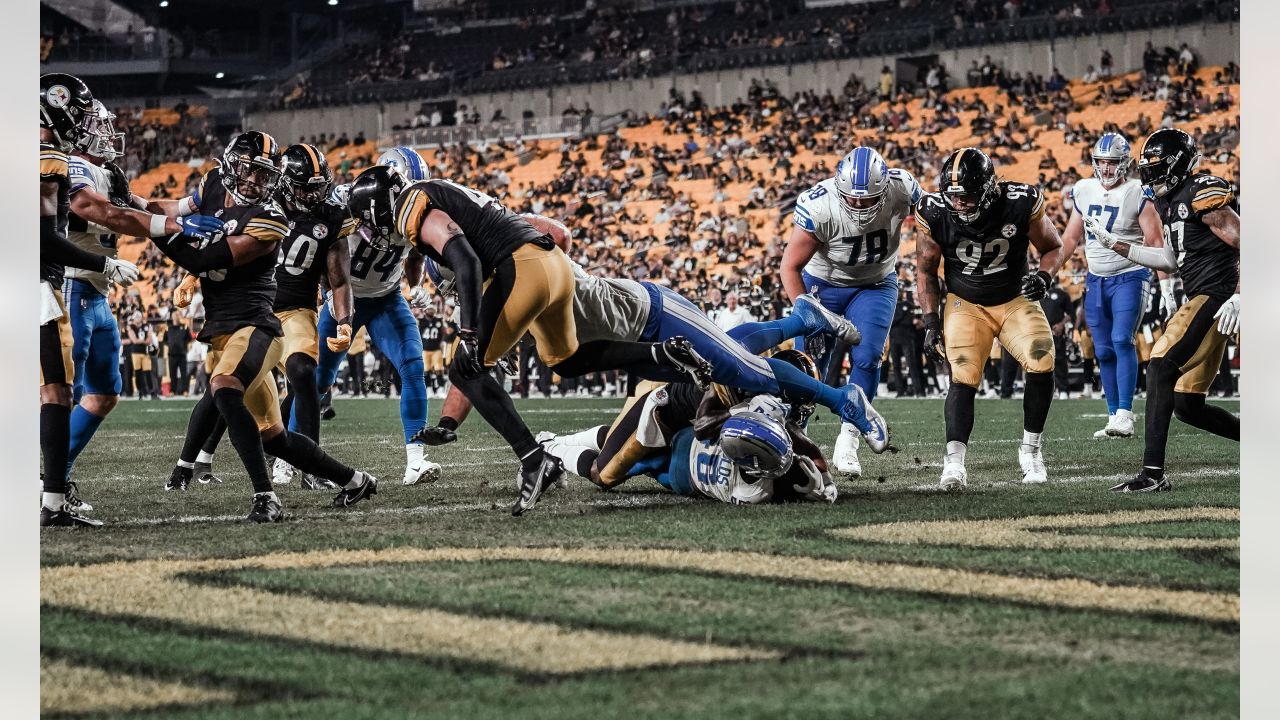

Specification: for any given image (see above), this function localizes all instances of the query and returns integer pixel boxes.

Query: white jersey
[570,262,652,343]
[331,183,414,298]
[793,169,921,287]
[686,435,772,505]
[1074,177,1148,277]
[63,156,120,295]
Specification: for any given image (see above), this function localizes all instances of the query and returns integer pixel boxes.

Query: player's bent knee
[285,353,318,387]
[210,375,245,394]
[40,383,72,407]
[1173,391,1204,422]
[949,361,983,389]
[81,393,118,416]
[1024,337,1056,373]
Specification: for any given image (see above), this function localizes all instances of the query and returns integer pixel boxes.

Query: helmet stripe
[302,143,321,175]
[853,147,870,192]
[950,149,966,185]
[1099,134,1112,153]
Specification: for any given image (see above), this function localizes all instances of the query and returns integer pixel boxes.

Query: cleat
[1018,444,1048,484]
[512,452,565,517]
[659,337,713,389]
[194,461,222,485]
[940,460,968,491]
[1106,409,1136,437]
[333,473,378,508]
[165,466,192,491]
[403,458,442,486]
[1110,471,1171,493]
[247,493,284,523]
[65,481,93,513]
[40,504,103,528]
[837,385,889,453]
[300,473,338,490]
[794,293,862,346]
[320,391,336,420]
[272,457,295,485]
[531,432,570,490]
[832,423,862,478]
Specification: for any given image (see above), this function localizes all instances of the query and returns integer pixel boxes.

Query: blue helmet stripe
[853,147,871,192]
[1099,134,1113,153]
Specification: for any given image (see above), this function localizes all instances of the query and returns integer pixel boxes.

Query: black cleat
[1110,471,1172,493]
[65,481,94,513]
[301,473,338,490]
[512,452,565,517]
[194,461,222,485]
[320,391,336,420]
[332,473,378,508]
[247,493,284,523]
[165,466,192,491]
[659,337,714,389]
[40,504,103,528]
[412,425,458,446]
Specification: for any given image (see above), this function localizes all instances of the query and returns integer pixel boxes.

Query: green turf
[41,395,1240,719]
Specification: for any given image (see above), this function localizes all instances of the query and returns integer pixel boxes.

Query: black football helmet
[40,73,94,151]
[347,165,410,250]
[940,147,998,225]
[771,348,820,425]
[1138,128,1201,198]
[220,131,282,206]
[280,143,333,213]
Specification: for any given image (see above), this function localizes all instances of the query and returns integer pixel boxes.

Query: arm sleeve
[152,235,235,274]
[1123,241,1178,272]
[441,235,483,331]
[41,215,108,273]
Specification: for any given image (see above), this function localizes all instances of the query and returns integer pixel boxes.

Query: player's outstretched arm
[781,225,819,302]
[152,230,279,275]
[522,213,571,251]
[1060,208,1084,259]
[413,210,482,332]
[914,232,943,317]
[71,186,187,239]
[404,246,424,289]
[326,240,354,326]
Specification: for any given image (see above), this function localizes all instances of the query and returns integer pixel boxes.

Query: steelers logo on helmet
[46,85,69,108]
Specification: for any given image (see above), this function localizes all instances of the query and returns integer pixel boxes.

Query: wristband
[179,197,197,217]
[149,213,169,237]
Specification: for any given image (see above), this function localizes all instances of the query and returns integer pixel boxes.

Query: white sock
[196,450,214,464]
[254,491,280,503]
[345,470,364,488]
[42,492,66,511]
[544,441,593,478]
[406,442,425,466]
[945,441,967,465]
[1022,430,1042,449]
[1117,409,1134,420]
[562,426,606,453]
[178,459,195,469]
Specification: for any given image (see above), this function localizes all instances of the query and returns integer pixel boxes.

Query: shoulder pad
[793,183,832,233]
[887,168,923,205]
[1189,174,1235,214]
[66,155,95,193]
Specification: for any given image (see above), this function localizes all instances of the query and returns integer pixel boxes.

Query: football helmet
[220,131,282,206]
[40,73,94,151]
[78,100,124,162]
[1138,128,1200,198]
[347,165,409,250]
[720,409,794,482]
[280,143,333,213]
[833,146,890,222]
[940,147,998,225]
[377,146,430,181]
[770,348,820,425]
[1091,132,1133,188]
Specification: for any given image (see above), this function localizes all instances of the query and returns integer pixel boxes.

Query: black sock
[577,450,599,478]
[41,403,71,494]
[1173,391,1240,441]
[180,393,221,464]
[439,416,459,431]
[213,387,271,494]
[551,340,662,377]
[279,388,293,435]
[202,417,227,457]
[450,364,537,460]
[1023,371,1055,434]
[285,353,321,442]
[262,431,354,484]
[1142,357,1179,471]
[595,426,608,448]
[944,383,977,444]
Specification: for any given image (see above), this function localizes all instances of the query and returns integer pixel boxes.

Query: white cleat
[940,461,968,491]
[272,457,294,485]
[858,391,891,453]
[832,423,862,477]
[1106,409,1136,437]
[1018,444,1048,484]
[403,459,442,486]
[1093,414,1117,438]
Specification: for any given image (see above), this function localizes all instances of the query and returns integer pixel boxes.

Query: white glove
[1082,215,1118,249]
[409,286,431,308]
[1158,278,1178,320]
[792,455,837,503]
[103,257,140,287]
[1213,293,1241,336]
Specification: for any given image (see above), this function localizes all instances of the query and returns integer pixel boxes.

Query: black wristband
[922,311,940,329]
[1035,270,1053,285]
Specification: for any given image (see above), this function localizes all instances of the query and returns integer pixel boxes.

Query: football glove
[178,215,226,246]
[452,328,486,378]
[413,425,459,446]
[409,286,431,308]
[922,312,946,363]
[792,455,837,503]
[1159,278,1179,321]
[326,323,352,353]
[172,274,198,308]
[104,161,133,207]
[1082,214,1119,249]
[1021,270,1053,301]
[496,347,520,377]
[1212,293,1241,336]
[103,257,140,288]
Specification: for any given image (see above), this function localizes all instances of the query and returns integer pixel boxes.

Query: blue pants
[313,291,428,444]
[640,284,776,394]
[798,271,898,400]
[1085,269,1149,414]
[63,279,122,401]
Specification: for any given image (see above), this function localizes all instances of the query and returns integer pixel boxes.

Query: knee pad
[285,353,318,387]
[1094,343,1117,364]
[948,358,983,389]
[1024,336,1056,373]
[399,354,426,384]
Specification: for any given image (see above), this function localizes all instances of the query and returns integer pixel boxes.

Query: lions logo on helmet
[377,146,430,182]
[719,410,795,481]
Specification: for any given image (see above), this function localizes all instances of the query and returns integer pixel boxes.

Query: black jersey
[393,179,550,276]
[40,142,71,285]
[914,181,1047,306]
[1153,172,1239,300]
[420,316,444,351]
[274,200,355,312]
[191,167,291,341]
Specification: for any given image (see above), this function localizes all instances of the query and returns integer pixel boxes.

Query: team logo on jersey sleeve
[1001,223,1017,238]
[313,224,329,240]
[1177,204,1189,219]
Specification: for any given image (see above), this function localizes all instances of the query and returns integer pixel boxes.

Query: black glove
[104,161,133,207]
[922,312,946,363]
[452,328,485,379]
[413,425,458,446]
[1021,270,1053,301]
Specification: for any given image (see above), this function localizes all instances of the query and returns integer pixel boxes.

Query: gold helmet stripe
[259,132,275,159]
[302,144,321,175]
[950,149,967,186]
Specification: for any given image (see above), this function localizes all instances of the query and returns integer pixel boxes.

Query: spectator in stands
[1100,49,1113,79]
[879,66,894,101]
[1178,43,1196,75]
[713,293,754,333]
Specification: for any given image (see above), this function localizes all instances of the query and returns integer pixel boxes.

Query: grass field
[40,394,1240,719]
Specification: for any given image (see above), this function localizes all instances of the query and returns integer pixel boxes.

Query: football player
[781,146,921,477]
[149,131,377,522]
[313,147,441,487]
[347,167,713,516]
[1060,133,1166,438]
[914,147,1065,490]
[1087,129,1240,492]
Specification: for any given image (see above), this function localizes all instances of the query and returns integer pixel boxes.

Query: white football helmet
[1091,133,1133,189]
[377,146,430,181]
[833,146,890,222]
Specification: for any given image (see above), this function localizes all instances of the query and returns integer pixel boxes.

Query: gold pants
[482,244,579,366]
[943,293,1054,388]
[1152,295,1230,395]
[208,326,284,432]
[39,293,73,386]
[131,352,152,372]
[423,349,444,373]
[275,308,319,364]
